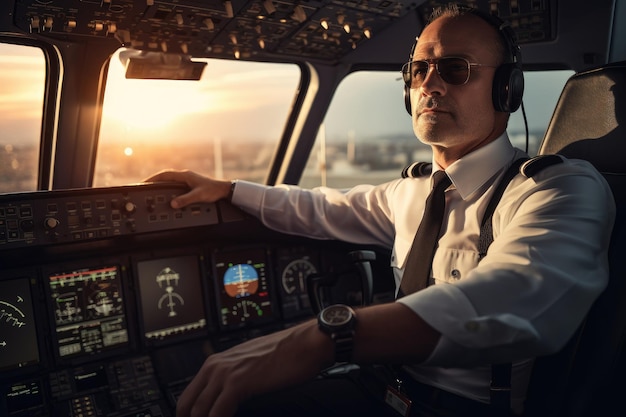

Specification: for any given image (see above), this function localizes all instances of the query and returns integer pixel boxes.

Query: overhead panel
[13,0,418,63]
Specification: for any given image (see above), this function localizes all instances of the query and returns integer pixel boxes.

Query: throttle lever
[349,250,375,307]
[307,249,376,315]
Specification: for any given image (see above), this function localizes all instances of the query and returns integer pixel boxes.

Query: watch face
[320,305,353,326]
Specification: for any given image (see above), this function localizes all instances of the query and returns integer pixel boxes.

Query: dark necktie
[398,170,452,297]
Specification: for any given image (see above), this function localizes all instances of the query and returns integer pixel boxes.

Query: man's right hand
[143,169,232,208]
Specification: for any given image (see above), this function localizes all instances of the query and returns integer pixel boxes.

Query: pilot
[145,4,615,417]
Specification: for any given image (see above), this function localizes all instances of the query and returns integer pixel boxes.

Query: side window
[0,43,45,192]
[95,49,300,187]
[508,70,574,155]
[301,69,573,189]
[300,72,414,189]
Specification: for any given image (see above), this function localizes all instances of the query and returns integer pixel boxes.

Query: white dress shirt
[231,133,615,413]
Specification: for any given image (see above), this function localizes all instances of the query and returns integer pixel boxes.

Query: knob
[123,201,136,214]
[43,16,53,30]
[44,217,60,230]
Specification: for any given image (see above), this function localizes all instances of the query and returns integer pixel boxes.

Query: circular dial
[228,299,264,323]
[281,258,317,295]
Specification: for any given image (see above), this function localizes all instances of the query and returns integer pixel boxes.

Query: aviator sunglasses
[401,56,496,88]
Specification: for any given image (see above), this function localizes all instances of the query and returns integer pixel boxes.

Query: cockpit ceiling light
[203,18,214,31]
[258,38,266,49]
[234,48,240,59]
[229,33,237,45]
[357,17,365,28]
[343,23,351,33]
[337,13,345,25]
[320,18,329,30]
[292,5,306,23]
[224,1,234,18]
[363,28,372,39]
[263,0,276,15]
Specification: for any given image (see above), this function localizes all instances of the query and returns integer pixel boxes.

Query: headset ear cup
[492,64,524,113]
[404,85,412,115]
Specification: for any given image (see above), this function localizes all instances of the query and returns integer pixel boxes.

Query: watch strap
[333,332,355,363]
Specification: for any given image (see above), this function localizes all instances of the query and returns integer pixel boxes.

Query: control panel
[0,182,222,250]
[11,0,414,61]
[0,182,394,417]
[48,356,169,416]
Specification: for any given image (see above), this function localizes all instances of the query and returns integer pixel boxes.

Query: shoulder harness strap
[477,157,528,260]
[478,155,563,260]
[402,156,563,412]
[484,154,563,414]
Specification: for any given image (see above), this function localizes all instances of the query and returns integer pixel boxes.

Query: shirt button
[451,269,461,278]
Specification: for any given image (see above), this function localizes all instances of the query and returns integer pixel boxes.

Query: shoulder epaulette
[520,154,563,178]
[402,155,563,180]
[401,162,431,178]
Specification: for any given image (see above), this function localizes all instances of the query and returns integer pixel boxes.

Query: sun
[100,50,217,130]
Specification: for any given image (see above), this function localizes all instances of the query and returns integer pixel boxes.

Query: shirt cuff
[397,283,541,366]
[397,284,483,366]
[230,180,270,213]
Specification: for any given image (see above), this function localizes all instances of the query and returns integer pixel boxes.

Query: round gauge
[281,258,318,295]
[229,299,263,322]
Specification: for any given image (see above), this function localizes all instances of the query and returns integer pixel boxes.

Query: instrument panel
[0,183,393,416]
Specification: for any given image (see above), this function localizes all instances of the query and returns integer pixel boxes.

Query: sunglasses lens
[438,58,470,85]
[402,58,470,87]
[402,61,429,88]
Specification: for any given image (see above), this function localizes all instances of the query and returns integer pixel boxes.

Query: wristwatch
[317,304,357,363]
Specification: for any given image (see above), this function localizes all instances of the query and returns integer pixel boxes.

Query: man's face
[410,15,506,159]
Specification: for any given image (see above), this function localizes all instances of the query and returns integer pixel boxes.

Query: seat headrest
[538,61,626,174]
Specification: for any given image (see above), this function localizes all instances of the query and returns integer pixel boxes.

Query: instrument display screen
[48,265,129,360]
[0,278,39,371]
[214,248,275,330]
[136,255,208,344]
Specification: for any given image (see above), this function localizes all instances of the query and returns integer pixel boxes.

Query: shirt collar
[432,133,518,200]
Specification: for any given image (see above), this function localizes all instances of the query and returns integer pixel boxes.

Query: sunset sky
[0,44,45,145]
[0,42,572,151]
[99,49,302,144]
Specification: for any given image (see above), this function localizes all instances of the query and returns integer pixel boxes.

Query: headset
[404,7,524,115]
